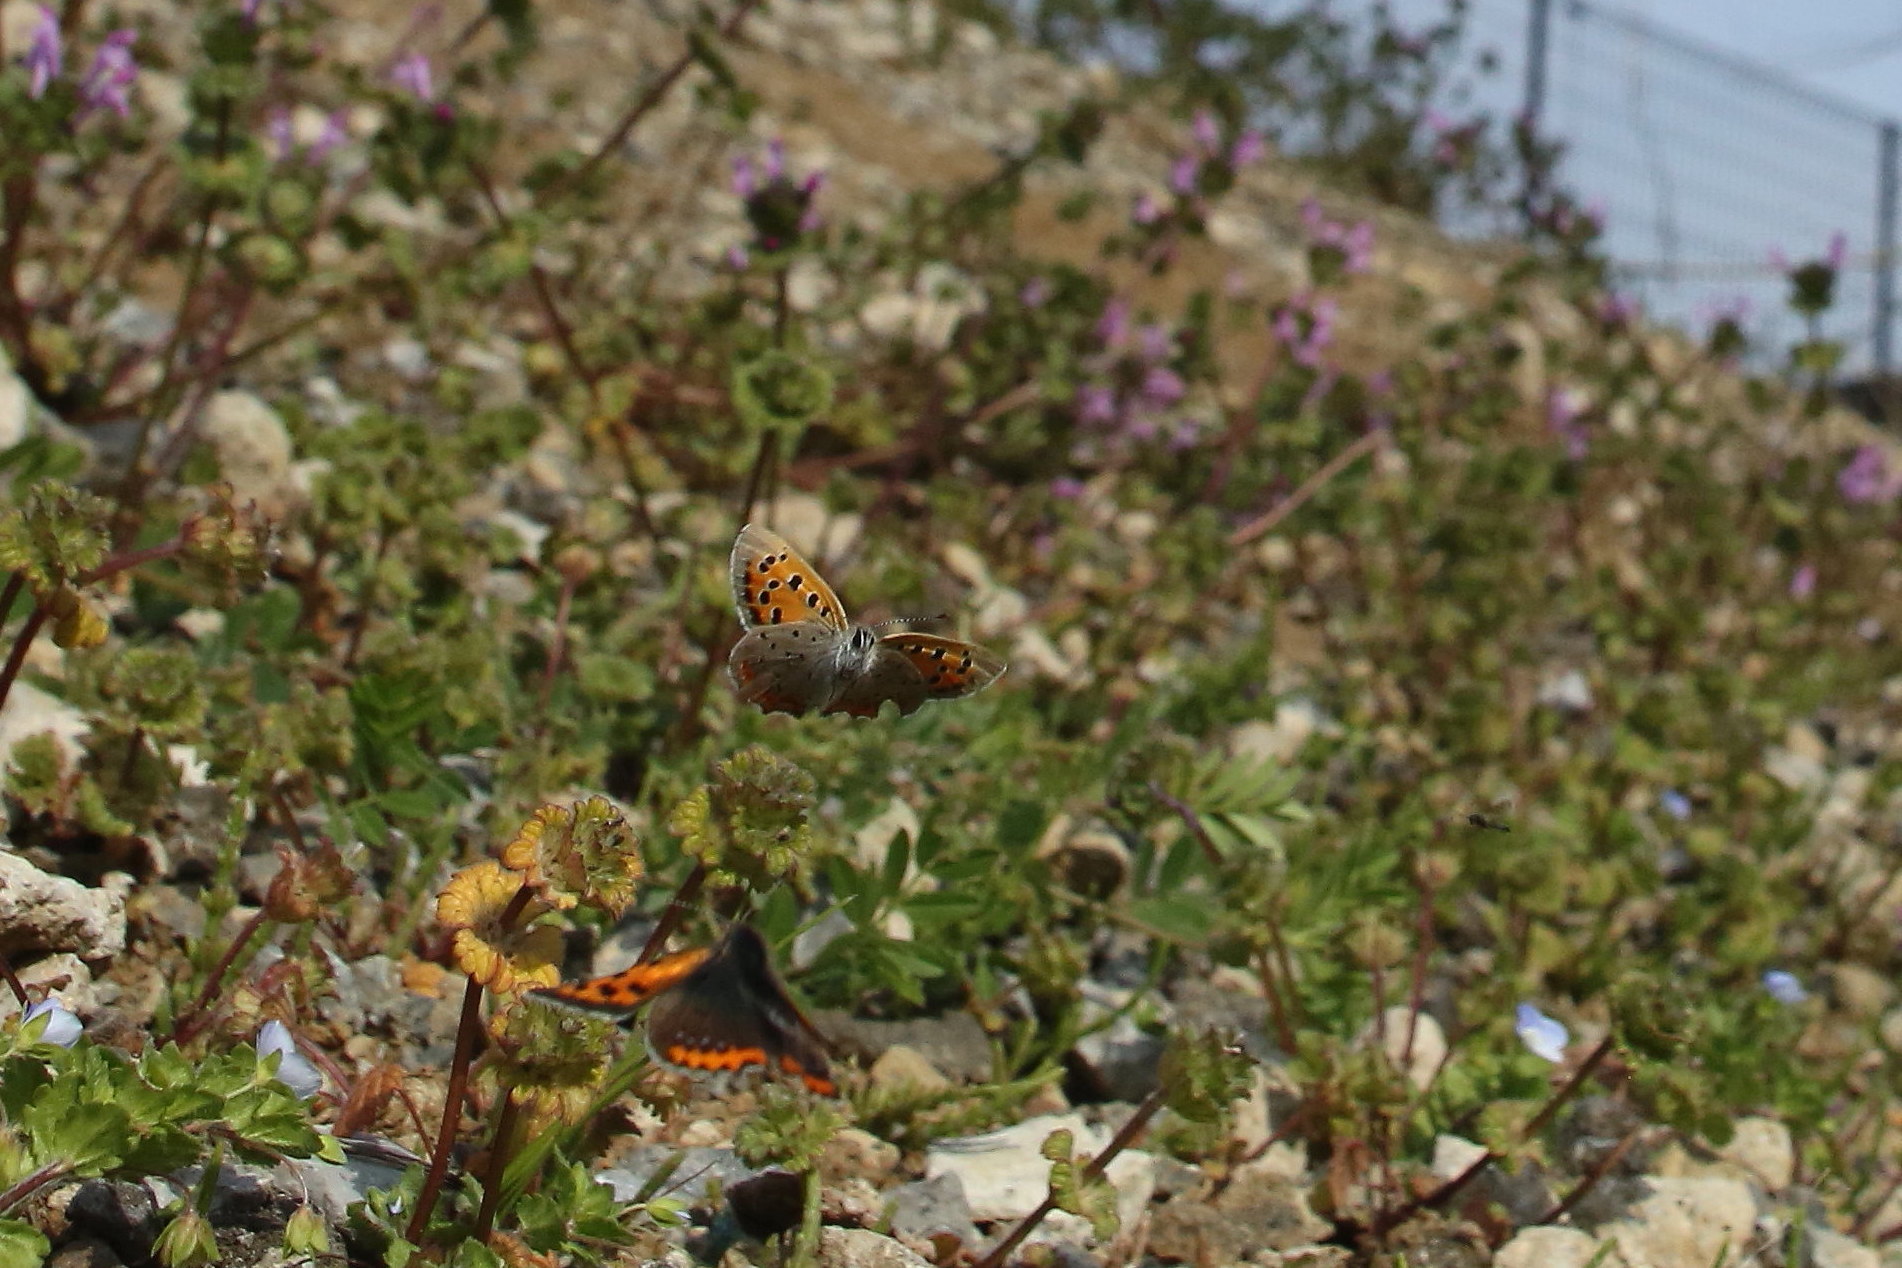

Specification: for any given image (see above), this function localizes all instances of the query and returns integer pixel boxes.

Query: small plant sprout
[1761,970,1808,1005]
[256,1021,322,1100]
[1514,1003,1569,1063]
[735,1083,849,1267]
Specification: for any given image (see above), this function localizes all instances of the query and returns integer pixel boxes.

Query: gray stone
[926,1113,1154,1230]
[886,1172,981,1259]
[1597,1176,1758,1268]
[822,1009,992,1083]
[596,1146,755,1208]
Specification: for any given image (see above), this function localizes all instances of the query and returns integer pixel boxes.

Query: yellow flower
[435,861,561,995]
[498,797,643,918]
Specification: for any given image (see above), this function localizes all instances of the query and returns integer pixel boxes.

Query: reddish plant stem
[0,1160,72,1217]
[408,974,487,1244]
[0,951,26,1008]
[638,861,708,964]
[552,0,769,204]
[1533,1127,1644,1231]
[169,909,273,1048]
[1227,429,1384,549]
[0,572,23,626]
[474,1089,521,1241]
[973,1085,1168,1268]
[0,605,50,719]
[1372,1034,1615,1236]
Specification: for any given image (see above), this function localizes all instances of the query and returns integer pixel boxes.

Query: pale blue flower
[23,997,82,1047]
[1514,1002,1568,1063]
[1761,970,1807,1005]
[1658,789,1692,821]
[258,1020,322,1099]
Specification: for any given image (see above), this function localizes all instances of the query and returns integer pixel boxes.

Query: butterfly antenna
[876,612,952,631]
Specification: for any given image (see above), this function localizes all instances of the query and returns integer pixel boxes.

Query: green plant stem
[474,1089,521,1242]
[973,1085,1166,1268]
[792,1167,823,1268]
[0,603,50,719]
[408,974,487,1245]
[0,1160,72,1217]
[169,909,274,1047]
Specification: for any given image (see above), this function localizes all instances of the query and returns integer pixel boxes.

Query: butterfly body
[727,524,1006,718]
[534,924,836,1096]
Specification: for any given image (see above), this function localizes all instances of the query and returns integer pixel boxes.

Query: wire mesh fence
[1456,0,1899,376]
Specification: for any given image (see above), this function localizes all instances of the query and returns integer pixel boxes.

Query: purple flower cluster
[729,138,825,265]
[1270,292,1338,370]
[19,8,140,117]
[1131,108,1265,231]
[1072,297,1199,451]
[1300,198,1374,279]
[1838,444,1902,505]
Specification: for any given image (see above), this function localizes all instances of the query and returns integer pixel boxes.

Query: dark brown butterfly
[533,924,836,1096]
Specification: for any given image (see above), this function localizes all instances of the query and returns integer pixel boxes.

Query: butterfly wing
[728,624,845,716]
[532,946,713,1015]
[873,633,1007,706]
[730,524,849,632]
[645,925,836,1096]
[822,644,931,718]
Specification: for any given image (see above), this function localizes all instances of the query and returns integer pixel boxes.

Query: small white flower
[1514,1002,1569,1063]
[23,997,83,1047]
[258,1020,322,1099]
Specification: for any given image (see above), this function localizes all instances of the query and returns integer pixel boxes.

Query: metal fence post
[1520,0,1554,227]
[1876,121,1899,384]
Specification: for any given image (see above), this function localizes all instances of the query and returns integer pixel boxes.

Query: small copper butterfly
[726,523,1007,718]
[533,924,837,1096]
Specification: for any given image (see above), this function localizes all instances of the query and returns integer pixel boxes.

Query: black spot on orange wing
[533,946,713,1016]
[876,633,1007,701]
[729,525,849,632]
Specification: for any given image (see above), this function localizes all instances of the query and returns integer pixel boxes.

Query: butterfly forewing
[532,946,712,1015]
[730,524,849,632]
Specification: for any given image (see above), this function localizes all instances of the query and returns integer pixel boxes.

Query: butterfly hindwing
[730,524,848,632]
[645,925,836,1096]
[874,632,1007,702]
[728,625,843,715]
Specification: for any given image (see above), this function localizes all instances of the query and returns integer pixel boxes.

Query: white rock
[1431,1134,1489,1180]
[853,797,922,872]
[1603,1176,1757,1268]
[0,369,30,450]
[926,1114,1153,1232]
[1496,1226,1612,1268]
[1809,1228,1879,1268]
[1718,1117,1793,1191]
[0,852,127,960]
[1537,668,1593,713]
[818,1227,934,1268]
[202,390,301,517]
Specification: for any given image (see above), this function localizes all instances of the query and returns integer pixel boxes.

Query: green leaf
[1124,895,1213,946]
[0,1219,51,1268]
